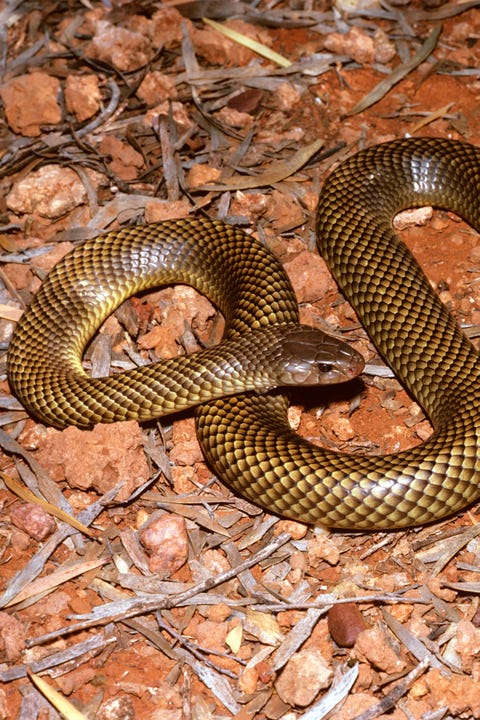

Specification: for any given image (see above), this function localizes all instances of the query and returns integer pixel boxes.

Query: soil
[1,2,480,719]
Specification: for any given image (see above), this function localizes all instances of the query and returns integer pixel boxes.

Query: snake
[7,137,480,529]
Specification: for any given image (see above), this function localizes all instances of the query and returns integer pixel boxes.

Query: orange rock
[138,513,188,576]
[354,625,406,674]
[64,75,101,122]
[0,72,61,136]
[31,422,150,502]
[275,647,333,707]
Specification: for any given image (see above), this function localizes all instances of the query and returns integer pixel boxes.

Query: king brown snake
[7,137,480,529]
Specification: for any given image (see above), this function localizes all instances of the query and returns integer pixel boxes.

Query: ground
[1,1,480,719]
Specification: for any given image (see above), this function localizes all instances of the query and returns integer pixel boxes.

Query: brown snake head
[273,326,364,386]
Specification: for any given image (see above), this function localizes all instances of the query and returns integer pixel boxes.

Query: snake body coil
[8,137,480,528]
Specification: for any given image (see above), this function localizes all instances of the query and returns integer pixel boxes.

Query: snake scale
[7,137,480,529]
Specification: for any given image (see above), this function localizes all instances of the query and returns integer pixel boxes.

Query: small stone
[230,191,268,221]
[145,100,193,135]
[276,82,303,111]
[0,72,61,136]
[275,519,308,540]
[455,620,480,672]
[239,665,258,694]
[97,696,135,720]
[354,624,406,673]
[415,420,433,441]
[206,603,232,623]
[200,548,230,576]
[10,502,55,541]
[10,529,30,552]
[287,405,302,431]
[307,534,341,567]
[323,414,356,441]
[192,20,265,67]
[373,28,396,64]
[328,602,367,648]
[170,417,204,466]
[7,165,88,219]
[137,71,177,106]
[334,0,380,12]
[65,74,102,122]
[138,513,188,576]
[393,206,433,230]
[86,21,152,71]
[283,250,335,304]
[195,619,228,653]
[148,7,186,48]
[144,198,192,223]
[171,465,197,495]
[214,106,253,131]
[243,609,284,646]
[324,26,375,65]
[275,647,333,707]
[56,667,97,696]
[424,667,480,718]
[185,164,221,190]
[0,611,26,662]
[99,136,144,181]
[30,422,150,502]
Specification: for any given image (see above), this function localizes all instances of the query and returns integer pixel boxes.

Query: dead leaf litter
[1,1,480,718]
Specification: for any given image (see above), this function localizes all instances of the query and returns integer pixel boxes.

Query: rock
[354,625,406,673]
[0,611,26,662]
[10,502,55,541]
[29,422,150,502]
[138,513,188,576]
[64,74,102,122]
[0,72,61,136]
[328,602,367,648]
[7,166,87,218]
[275,647,333,707]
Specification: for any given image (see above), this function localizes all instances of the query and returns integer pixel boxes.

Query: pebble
[275,647,333,707]
[10,502,55,541]
[327,602,367,648]
[138,513,189,576]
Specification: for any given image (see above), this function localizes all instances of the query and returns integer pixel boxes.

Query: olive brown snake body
[8,137,480,529]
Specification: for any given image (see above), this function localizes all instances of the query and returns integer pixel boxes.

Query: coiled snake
[7,137,480,529]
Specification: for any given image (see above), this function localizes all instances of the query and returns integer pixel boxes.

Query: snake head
[276,326,364,386]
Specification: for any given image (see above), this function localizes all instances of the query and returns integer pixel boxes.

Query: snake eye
[318,363,332,374]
